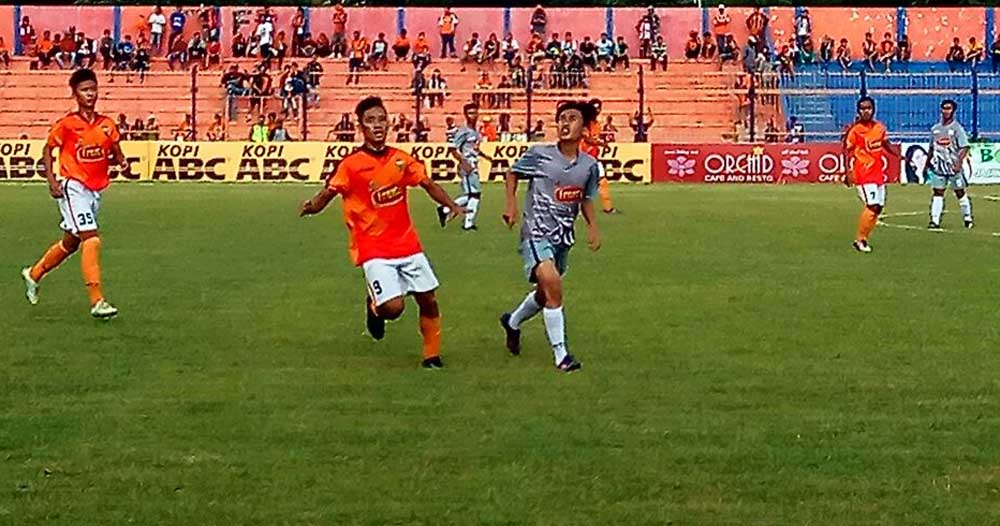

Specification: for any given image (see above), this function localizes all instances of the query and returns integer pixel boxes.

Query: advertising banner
[651,143,901,184]
[0,141,651,184]
[899,142,997,185]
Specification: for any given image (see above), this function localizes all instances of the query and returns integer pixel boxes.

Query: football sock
[509,290,542,330]
[419,314,441,359]
[958,195,973,220]
[598,177,614,212]
[464,197,480,228]
[454,194,470,207]
[543,306,568,365]
[856,208,878,242]
[930,195,944,224]
[80,237,104,306]
[30,240,73,282]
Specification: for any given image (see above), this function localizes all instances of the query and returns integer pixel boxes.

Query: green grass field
[3,183,1000,525]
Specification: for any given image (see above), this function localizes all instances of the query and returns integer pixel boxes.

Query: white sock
[959,195,973,221]
[509,290,541,330]
[543,307,568,365]
[454,194,470,207]
[930,195,944,224]
[463,197,480,228]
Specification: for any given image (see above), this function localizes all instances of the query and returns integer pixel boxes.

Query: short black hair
[857,96,876,113]
[355,96,386,119]
[941,99,958,110]
[588,98,602,107]
[69,68,97,89]
[463,102,479,113]
[556,100,598,125]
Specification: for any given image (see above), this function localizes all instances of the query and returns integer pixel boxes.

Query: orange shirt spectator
[393,32,411,60]
[713,7,731,35]
[480,118,498,142]
[351,35,368,59]
[38,33,54,55]
[333,5,348,35]
[414,34,429,54]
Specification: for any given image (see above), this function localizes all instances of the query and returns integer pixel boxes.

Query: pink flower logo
[781,156,810,178]
[667,156,696,177]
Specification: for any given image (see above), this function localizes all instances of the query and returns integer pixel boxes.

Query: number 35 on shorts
[856,183,886,207]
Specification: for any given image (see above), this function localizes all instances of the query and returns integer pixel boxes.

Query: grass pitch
[3,183,1000,525]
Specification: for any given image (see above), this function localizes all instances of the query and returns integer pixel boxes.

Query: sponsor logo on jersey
[372,184,404,207]
[76,144,105,162]
[554,185,584,202]
[866,138,883,151]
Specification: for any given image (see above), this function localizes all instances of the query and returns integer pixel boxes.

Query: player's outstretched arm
[110,141,130,176]
[299,187,338,217]
[41,143,63,199]
[581,199,601,252]
[419,178,466,221]
[502,170,519,228]
[448,146,474,175]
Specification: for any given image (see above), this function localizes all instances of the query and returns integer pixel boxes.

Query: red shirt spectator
[19,16,36,51]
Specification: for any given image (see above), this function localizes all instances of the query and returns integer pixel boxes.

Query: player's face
[359,106,389,146]
[857,101,874,122]
[941,104,955,123]
[73,80,98,110]
[464,107,478,124]
[556,109,586,142]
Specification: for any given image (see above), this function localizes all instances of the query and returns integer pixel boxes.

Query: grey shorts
[520,238,570,283]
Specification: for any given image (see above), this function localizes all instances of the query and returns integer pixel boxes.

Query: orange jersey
[47,113,121,192]
[327,147,428,266]
[582,121,601,157]
[845,120,888,185]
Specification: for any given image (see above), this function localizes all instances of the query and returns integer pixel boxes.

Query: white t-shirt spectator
[149,13,167,35]
[256,20,274,46]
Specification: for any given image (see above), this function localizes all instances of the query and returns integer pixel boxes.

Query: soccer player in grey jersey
[438,102,493,230]
[499,101,602,373]
[925,99,973,229]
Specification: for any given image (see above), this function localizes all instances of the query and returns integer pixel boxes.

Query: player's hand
[502,203,518,228]
[446,206,467,222]
[299,199,318,217]
[587,226,602,252]
[118,160,131,178]
[459,160,474,174]
[954,161,963,174]
[48,181,64,199]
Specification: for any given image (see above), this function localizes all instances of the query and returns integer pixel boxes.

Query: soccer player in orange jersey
[582,98,618,214]
[299,96,466,369]
[843,96,899,253]
[22,69,128,318]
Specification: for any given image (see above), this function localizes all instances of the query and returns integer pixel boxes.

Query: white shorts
[57,178,101,235]
[362,253,440,306]
[856,183,886,207]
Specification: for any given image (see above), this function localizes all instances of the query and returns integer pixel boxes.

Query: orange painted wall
[0,6,13,52]
[616,8,702,59]
[509,7,606,50]
[405,8,504,58]
[809,7,897,58]
[18,6,114,41]
[905,7,986,60]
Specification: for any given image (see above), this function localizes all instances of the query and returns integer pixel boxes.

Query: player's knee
[955,189,966,198]
[933,188,946,196]
[377,297,406,320]
[415,293,439,317]
[470,192,481,199]
[78,230,100,241]
[868,205,883,215]
[61,234,81,252]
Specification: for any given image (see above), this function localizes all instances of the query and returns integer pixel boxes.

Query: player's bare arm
[883,141,901,158]
[299,187,338,216]
[581,199,601,252]
[41,143,63,199]
[110,141,130,175]
[419,178,466,221]
[956,146,970,173]
[448,146,474,174]
[502,170,519,228]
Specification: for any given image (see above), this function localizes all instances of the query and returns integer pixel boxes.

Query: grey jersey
[512,144,600,247]
[451,126,481,174]
[929,120,969,176]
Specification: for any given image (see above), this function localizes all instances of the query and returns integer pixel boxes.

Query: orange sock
[856,208,878,242]
[598,177,614,212]
[419,315,441,360]
[80,237,104,306]
[30,241,73,282]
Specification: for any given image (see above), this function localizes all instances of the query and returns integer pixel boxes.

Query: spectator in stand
[967,37,985,69]
[270,118,293,141]
[778,41,795,77]
[947,37,965,72]
[746,7,767,53]
[112,34,135,76]
[461,32,482,72]
[502,33,520,66]
[0,37,9,69]
[684,31,701,62]
[878,33,895,72]
[795,8,812,50]
[74,32,97,69]
[764,118,779,143]
[347,31,368,86]
[712,4,731,50]
[188,32,207,67]
[370,32,389,71]
[630,108,654,142]
[439,7,459,59]
[291,7,305,57]
[480,116,498,142]
[167,35,188,70]
[413,118,430,143]
[548,56,566,89]
[33,31,53,69]
[222,64,249,119]
[650,36,668,71]
[741,36,757,73]
[232,32,248,57]
[474,70,493,108]
[248,65,272,121]
[133,44,151,83]
[168,6,186,52]
[281,64,307,118]
[392,113,412,142]
[331,3,348,58]
[316,33,332,58]
[613,36,630,70]
[484,33,501,64]
[205,38,222,69]
[719,34,738,64]
[256,15,275,64]
[862,32,877,72]
[529,119,545,141]
[54,32,76,70]
[115,113,130,138]
[897,34,912,70]
[579,36,597,70]
[131,118,145,140]
[498,113,512,141]
[136,30,151,54]
[19,16,36,56]
[562,32,577,58]
[97,30,114,70]
[299,33,317,58]
[412,32,431,70]
[496,75,513,109]
[701,32,717,61]
[393,30,411,62]
[330,112,355,141]
[636,6,660,59]
[305,56,323,88]
[148,6,167,53]
[509,55,526,88]
[173,113,194,141]
[800,37,817,65]
[146,115,161,140]
[207,113,227,141]
[200,5,219,43]
[836,38,852,70]
[272,31,289,67]
[427,68,447,108]
[819,35,834,68]
[531,5,547,37]
[786,116,804,143]
[249,115,269,142]
[545,33,563,61]
[444,116,458,142]
[596,33,614,71]
[567,53,587,88]
[526,32,546,65]
[601,115,617,143]
[992,37,1000,74]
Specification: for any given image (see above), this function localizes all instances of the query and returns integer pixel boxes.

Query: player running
[582,98,619,214]
[437,102,493,231]
[21,68,127,318]
[925,99,974,230]
[843,96,899,253]
[299,96,466,369]
[498,101,602,372]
